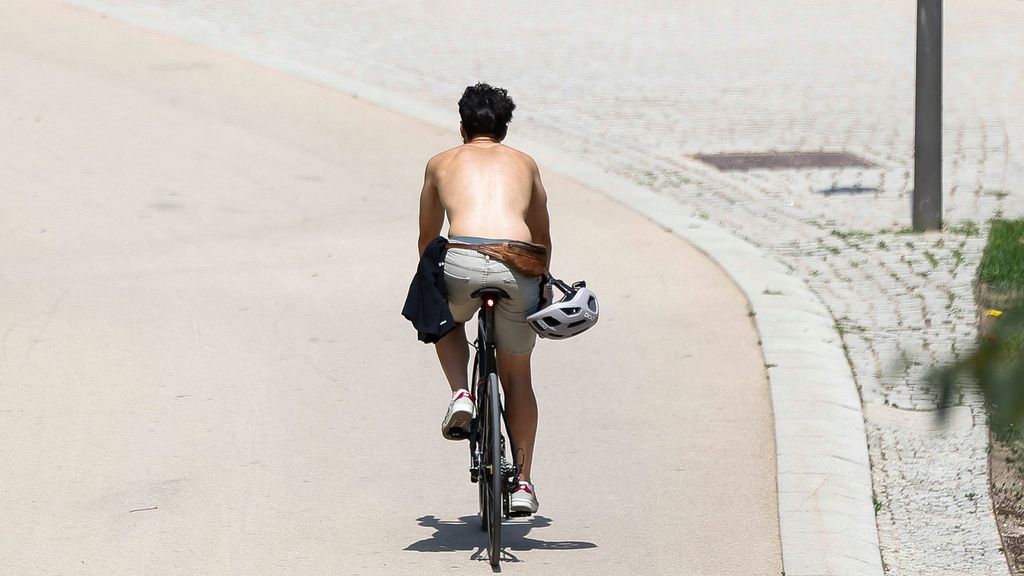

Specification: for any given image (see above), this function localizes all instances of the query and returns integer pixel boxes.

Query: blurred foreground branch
[933,306,1024,432]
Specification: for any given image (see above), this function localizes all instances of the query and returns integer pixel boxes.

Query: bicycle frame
[469,293,521,487]
[467,291,524,567]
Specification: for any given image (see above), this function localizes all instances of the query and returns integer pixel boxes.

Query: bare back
[418,138,550,259]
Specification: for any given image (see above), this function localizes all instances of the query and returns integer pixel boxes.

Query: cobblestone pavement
[64,0,1024,573]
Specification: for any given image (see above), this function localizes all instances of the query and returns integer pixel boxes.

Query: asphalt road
[0,2,781,574]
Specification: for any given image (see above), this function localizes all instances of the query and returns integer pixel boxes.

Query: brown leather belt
[447,240,548,277]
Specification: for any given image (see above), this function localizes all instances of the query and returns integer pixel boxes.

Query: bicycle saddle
[471,287,511,300]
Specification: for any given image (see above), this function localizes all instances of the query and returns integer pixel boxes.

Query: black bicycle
[465,287,529,567]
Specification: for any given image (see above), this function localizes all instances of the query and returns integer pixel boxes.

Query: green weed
[947,220,981,237]
[979,219,1024,294]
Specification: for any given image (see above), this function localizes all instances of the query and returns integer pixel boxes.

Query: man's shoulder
[495,145,540,176]
[501,144,536,162]
[427,146,461,167]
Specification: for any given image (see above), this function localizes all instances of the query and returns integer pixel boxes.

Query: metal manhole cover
[694,151,876,171]
[821,186,880,196]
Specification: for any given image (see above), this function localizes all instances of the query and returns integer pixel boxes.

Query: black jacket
[402,236,456,343]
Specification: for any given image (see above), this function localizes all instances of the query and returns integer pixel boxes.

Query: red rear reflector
[486,299,495,308]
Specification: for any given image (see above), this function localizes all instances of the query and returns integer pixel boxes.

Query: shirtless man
[417,83,549,514]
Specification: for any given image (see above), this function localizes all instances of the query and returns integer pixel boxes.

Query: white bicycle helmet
[527,278,599,339]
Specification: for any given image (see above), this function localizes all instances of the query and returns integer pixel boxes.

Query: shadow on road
[405,515,597,559]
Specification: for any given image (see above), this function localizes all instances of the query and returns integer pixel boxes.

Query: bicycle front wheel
[472,354,488,532]
[486,373,502,567]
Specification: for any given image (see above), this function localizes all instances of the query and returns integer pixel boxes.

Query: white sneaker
[510,481,539,514]
[441,389,475,440]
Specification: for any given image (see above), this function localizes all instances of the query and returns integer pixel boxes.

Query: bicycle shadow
[404,514,596,565]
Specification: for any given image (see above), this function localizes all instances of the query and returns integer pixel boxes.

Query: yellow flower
[985,309,1004,318]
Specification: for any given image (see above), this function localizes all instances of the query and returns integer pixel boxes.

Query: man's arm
[524,158,552,271]
[417,157,445,255]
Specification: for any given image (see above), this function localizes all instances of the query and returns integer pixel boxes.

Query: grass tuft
[979,219,1024,296]
[947,220,981,237]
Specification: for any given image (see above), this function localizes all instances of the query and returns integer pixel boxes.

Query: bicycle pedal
[508,510,533,518]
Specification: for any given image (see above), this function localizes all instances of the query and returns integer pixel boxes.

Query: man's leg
[437,323,475,440]
[496,349,537,482]
[434,323,468,392]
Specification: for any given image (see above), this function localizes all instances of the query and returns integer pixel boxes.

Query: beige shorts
[444,247,542,355]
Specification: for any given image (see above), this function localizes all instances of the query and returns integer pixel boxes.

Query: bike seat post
[471,288,510,347]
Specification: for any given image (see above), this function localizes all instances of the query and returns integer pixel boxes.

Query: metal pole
[913,0,943,231]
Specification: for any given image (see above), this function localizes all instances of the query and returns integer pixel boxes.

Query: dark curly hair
[458,83,516,140]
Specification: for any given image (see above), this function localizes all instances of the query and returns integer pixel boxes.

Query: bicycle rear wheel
[486,373,502,567]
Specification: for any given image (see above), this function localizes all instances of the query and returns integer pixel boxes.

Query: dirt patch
[991,435,1024,574]
[983,280,1024,575]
